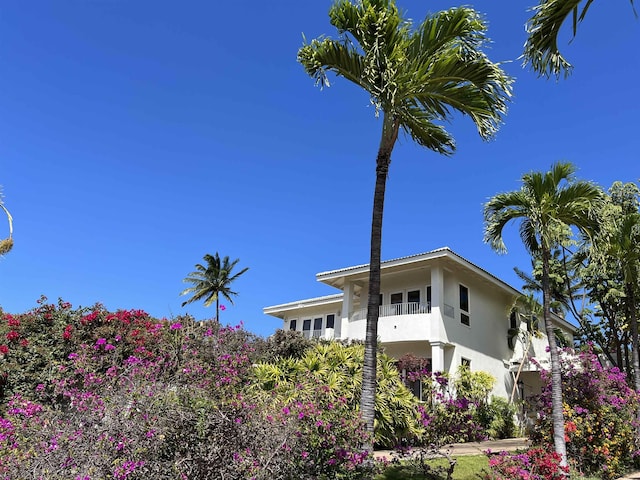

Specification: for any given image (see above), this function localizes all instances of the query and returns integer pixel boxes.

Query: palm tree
[298,0,512,444]
[523,0,637,78]
[180,252,248,321]
[484,161,602,467]
[0,193,13,255]
[607,213,640,394]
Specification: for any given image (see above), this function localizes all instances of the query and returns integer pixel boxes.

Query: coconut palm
[523,0,637,78]
[298,0,512,443]
[180,252,248,321]
[483,161,602,467]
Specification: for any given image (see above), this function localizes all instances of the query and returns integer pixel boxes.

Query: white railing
[350,302,431,321]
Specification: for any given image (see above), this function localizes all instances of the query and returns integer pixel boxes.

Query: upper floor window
[289,319,297,331]
[459,284,470,326]
[461,357,471,368]
[326,314,335,329]
[313,318,323,338]
[302,319,311,339]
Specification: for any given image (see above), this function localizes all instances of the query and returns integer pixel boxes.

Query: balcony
[350,302,431,321]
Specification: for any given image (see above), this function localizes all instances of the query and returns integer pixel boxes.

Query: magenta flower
[170,322,182,330]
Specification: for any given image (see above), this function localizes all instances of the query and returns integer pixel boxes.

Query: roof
[316,246,521,297]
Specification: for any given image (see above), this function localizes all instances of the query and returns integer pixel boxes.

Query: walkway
[375,439,640,480]
[373,437,528,460]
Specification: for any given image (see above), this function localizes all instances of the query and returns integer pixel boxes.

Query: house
[263,247,576,403]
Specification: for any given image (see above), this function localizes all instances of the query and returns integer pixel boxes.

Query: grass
[376,455,609,480]
[376,454,489,480]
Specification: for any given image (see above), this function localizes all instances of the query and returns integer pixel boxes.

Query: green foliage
[476,396,518,440]
[255,329,315,362]
[453,366,495,404]
[253,341,423,448]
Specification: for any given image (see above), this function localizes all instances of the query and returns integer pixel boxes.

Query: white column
[431,341,445,373]
[339,281,353,340]
[430,265,445,341]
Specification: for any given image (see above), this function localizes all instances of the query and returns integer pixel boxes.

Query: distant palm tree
[523,0,637,78]
[180,253,248,320]
[484,161,602,467]
[298,0,512,444]
[0,193,13,255]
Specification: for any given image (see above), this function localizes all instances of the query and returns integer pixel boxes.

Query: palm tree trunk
[625,282,640,440]
[542,248,568,469]
[360,115,399,451]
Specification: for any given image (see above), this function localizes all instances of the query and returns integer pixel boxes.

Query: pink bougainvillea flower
[0,344,8,355]
[170,322,182,330]
[220,305,226,311]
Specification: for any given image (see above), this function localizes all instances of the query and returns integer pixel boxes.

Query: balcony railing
[350,302,431,321]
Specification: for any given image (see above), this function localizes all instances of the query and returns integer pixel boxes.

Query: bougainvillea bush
[481,448,569,480]
[0,300,375,479]
[531,346,640,479]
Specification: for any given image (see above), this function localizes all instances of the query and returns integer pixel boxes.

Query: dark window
[289,319,297,331]
[326,314,335,329]
[313,318,322,338]
[427,286,432,312]
[379,293,383,305]
[461,357,471,368]
[459,285,470,325]
[510,311,518,329]
[459,285,469,312]
[391,292,403,314]
[408,290,420,303]
[302,319,311,339]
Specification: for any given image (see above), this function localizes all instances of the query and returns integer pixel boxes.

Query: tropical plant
[0,189,13,255]
[483,161,602,467]
[523,0,637,78]
[180,252,248,320]
[298,0,512,443]
[253,341,422,448]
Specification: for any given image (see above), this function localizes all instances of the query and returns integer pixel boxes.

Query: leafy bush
[477,396,519,440]
[531,345,640,479]
[253,341,422,448]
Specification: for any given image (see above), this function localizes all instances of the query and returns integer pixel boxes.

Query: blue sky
[1,1,637,337]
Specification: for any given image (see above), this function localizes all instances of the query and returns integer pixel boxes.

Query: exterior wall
[282,305,341,340]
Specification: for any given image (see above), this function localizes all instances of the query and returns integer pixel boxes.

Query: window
[461,357,471,368]
[407,290,420,314]
[391,292,403,315]
[302,319,311,339]
[459,284,470,326]
[313,318,323,338]
[510,311,518,330]
[326,314,335,329]
[289,319,297,331]
[426,286,432,312]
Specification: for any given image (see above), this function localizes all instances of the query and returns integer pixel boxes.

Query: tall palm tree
[607,213,640,394]
[523,0,637,78]
[298,0,512,444]
[484,161,602,467]
[180,252,249,321]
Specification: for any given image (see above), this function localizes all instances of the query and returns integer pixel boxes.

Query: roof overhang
[263,293,343,319]
[316,247,520,298]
